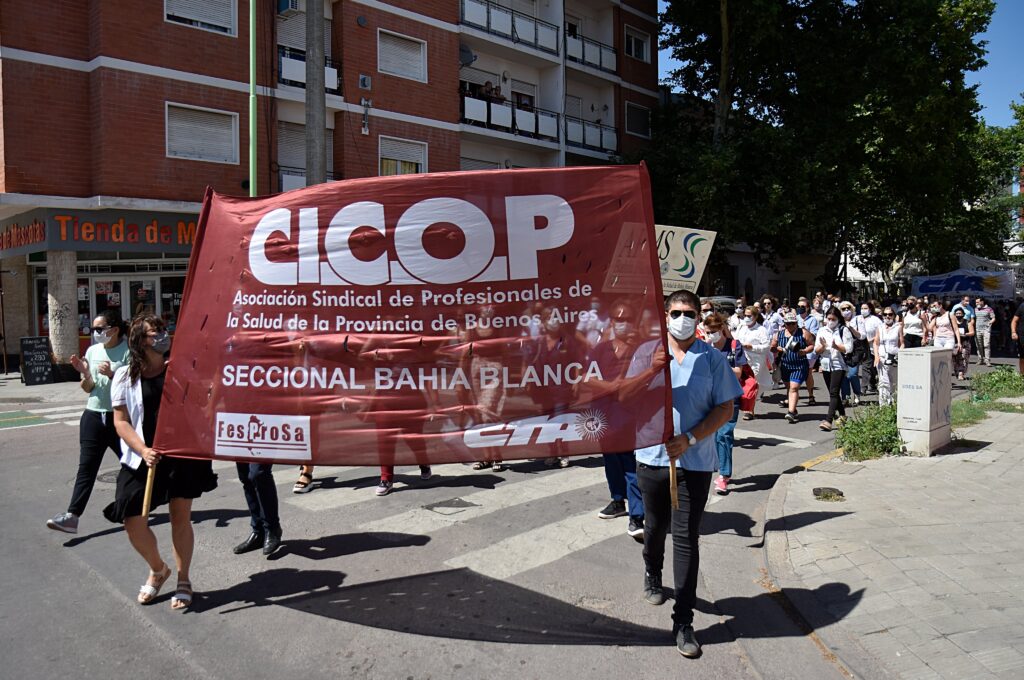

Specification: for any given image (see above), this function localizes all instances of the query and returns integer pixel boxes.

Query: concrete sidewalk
[766,409,1024,680]
[0,371,83,404]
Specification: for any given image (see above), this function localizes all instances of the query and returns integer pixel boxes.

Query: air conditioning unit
[277,0,300,17]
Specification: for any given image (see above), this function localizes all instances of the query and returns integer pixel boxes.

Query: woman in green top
[46,309,130,534]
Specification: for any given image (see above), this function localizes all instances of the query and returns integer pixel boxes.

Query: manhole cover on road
[97,470,120,484]
[423,498,480,516]
[812,461,864,475]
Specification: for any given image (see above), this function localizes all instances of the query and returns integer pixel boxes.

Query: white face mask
[92,329,111,345]
[860,308,870,317]
[827,319,838,330]
[842,310,853,320]
[590,302,601,312]
[667,313,696,341]
[884,318,895,326]
[701,311,712,320]
[706,331,722,345]
[743,317,755,327]
[612,321,631,338]
[544,319,560,333]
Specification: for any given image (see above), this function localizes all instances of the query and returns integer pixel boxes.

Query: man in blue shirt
[628,289,742,658]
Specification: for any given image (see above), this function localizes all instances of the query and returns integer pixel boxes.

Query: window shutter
[565,95,582,119]
[380,137,426,166]
[166,0,234,32]
[510,79,536,97]
[167,105,236,163]
[460,66,499,86]
[276,14,333,59]
[379,32,426,81]
[277,122,306,169]
[460,157,501,170]
[277,123,334,174]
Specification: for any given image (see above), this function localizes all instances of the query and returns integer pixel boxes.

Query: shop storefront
[0,208,197,363]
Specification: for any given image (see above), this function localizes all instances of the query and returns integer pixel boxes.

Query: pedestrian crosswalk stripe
[285,463,485,512]
[27,405,83,414]
[359,464,604,536]
[734,428,814,449]
[444,507,624,580]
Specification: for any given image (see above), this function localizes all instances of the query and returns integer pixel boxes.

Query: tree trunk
[712,0,731,149]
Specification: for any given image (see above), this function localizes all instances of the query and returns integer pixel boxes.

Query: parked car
[700,295,740,318]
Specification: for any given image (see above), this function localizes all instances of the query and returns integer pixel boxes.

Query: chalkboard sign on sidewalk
[20,336,54,386]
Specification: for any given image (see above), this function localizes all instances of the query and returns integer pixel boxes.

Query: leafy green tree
[649,0,1009,290]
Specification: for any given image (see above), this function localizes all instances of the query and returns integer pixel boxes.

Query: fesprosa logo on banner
[248,195,575,286]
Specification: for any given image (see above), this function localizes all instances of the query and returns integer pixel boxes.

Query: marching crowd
[41,289,1024,658]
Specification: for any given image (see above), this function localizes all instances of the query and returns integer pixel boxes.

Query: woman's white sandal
[137,564,171,605]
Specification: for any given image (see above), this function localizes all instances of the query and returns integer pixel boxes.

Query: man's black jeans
[236,463,281,535]
[637,463,712,627]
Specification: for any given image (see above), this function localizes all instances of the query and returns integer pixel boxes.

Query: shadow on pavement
[189,567,348,614]
[726,474,779,494]
[314,472,507,492]
[269,531,430,561]
[267,567,669,646]
[695,582,865,646]
[62,507,251,547]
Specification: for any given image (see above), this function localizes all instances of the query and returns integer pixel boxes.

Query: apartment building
[0,0,658,365]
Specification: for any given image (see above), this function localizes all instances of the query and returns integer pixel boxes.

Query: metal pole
[249,0,258,197]
[0,286,8,375]
[305,1,327,186]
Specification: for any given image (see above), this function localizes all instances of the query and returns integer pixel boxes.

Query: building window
[165,0,236,36]
[624,26,650,63]
[379,136,427,175]
[378,30,427,83]
[166,103,239,164]
[625,102,651,138]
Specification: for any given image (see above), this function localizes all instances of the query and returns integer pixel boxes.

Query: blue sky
[657,0,1022,128]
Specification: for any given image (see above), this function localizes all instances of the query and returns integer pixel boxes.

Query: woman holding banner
[104,315,217,611]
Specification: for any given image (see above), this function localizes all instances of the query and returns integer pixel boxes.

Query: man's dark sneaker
[644,572,666,605]
[676,625,701,658]
[627,516,644,539]
[262,528,282,557]
[598,500,627,519]
[46,512,79,534]
[785,411,798,423]
[233,531,264,555]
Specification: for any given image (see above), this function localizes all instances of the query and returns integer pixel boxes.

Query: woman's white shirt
[110,365,146,470]
[817,325,853,372]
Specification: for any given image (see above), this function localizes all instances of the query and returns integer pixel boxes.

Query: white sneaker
[47,512,79,534]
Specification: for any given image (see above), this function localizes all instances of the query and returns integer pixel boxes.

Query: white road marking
[27,405,84,414]
[734,428,815,449]
[359,464,605,535]
[444,508,624,579]
[285,463,486,512]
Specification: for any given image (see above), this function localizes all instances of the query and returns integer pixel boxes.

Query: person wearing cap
[770,311,815,423]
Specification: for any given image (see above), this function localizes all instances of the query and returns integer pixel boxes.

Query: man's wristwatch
[685,431,697,446]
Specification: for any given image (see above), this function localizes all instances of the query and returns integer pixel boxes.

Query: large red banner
[154,165,671,466]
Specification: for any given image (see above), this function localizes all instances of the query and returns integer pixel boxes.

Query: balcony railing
[564,116,617,153]
[565,33,617,74]
[278,46,341,95]
[460,0,559,55]
[280,166,336,192]
[461,94,559,142]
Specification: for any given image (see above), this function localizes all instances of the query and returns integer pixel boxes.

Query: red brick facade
[0,0,657,201]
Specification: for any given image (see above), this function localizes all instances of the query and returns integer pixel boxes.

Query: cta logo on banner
[655,225,717,293]
[153,166,672,467]
[911,269,1015,299]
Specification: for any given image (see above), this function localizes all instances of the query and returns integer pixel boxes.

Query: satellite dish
[459,44,477,67]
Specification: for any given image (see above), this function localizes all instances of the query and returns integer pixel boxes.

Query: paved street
[1,360,1019,679]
